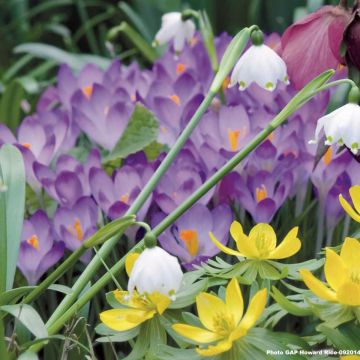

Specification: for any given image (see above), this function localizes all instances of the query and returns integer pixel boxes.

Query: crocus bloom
[100,247,183,331]
[154,12,196,53]
[310,103,360,154]
[281,5,350,89]
[17,210,64,285]
[172,278,267,356]
[339,185,360,222]
[155,204,232,269]
[229,44,289,91]
[300,237,360,306]
[344,8,360,71]
[210,221,301,260]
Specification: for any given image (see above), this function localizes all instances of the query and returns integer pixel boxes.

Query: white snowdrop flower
[154,12,196,53]
[128,246,183,299]
[229,44,289,91]
[310,103,360,154]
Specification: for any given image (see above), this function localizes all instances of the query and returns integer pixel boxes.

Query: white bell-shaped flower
[154,12,196,53]
[128,246,183,299]
[229,44,289,91]
[310,103,360,154]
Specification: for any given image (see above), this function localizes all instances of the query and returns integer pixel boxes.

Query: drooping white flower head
[229,44,289,91]
[310,103,360,154]
[154,12,196,53]
[128,246,183,298]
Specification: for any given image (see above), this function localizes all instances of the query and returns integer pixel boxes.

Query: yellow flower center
[323,146,332,166]
[27,234,39,250]
[350,270,360,284]
[255,184,268,203]
[176,63,186,75]
[212,312,235,337]
[82,85,93,99]
[67,218,84,241]
[228,129,241,152]
[254,233,273,258]
[120,193,130,204]
[169,95,181,106]
[179,229,199,257]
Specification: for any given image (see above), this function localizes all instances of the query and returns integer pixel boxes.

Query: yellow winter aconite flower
[209,221,301,260]
[172,278,267,357]
[339,185,360,222]
[300,237,360,306]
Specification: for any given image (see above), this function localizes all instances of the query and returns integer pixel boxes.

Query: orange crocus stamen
[323,146,332,166]
[267,133,274,142]
[179,229,199,257]
[255,184,268,203]
[228,129,241,152]
[22,143,31,149]
[120,193,129,204]
[82,85,93,99]
[68,218,84,241]
[176,63,186,75]
[169,95,181,106]
[27,235,39,250]
[222,77,230,91]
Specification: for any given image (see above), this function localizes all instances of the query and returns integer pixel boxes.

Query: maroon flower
[344,3,360,71]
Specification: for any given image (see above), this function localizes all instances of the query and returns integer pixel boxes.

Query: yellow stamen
[323,146,332,166]
[267,133,274,142]
[222,77,230,91]
[22,143,31,149]
[180,229,199,257]
[176,63,186,75]
[27,234,39,250]
[82,85,93,99]
[212,312,235,337]
[169,95,181,106]
[228,129,241,152]
[255,184,267,203]
[68,218,84,241]
[130,94,136,102]
[120,193,129,204]
[189,37,197,47]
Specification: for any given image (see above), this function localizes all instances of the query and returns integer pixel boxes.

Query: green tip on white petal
[238,81,246,90]
[351,143,359,154]
[265,81,274,90]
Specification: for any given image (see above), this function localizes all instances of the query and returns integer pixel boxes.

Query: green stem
[44,90,215,328]
[35,73,333,342]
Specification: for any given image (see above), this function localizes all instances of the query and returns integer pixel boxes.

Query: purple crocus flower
[89,164,153,220]
[153,204,232,269]
[17,210,64,285]
[34,149,101,208]
[53,197,98,258]
[72,84,134,150]
[154,149,214,214]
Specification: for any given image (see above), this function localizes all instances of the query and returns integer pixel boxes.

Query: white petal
[173,29,187,53]
[341,104,360,151]
[184,19,196,42]
[155,13,182,45]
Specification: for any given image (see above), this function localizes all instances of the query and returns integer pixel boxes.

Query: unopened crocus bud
[344,8,360,72]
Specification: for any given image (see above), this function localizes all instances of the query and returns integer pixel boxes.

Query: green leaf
[96,327,140,343]
[144,141,168,161]
[0,304,47,338]
[106,104,159,161]
[0,145,26,291]
[317,323,359,350]
[48,284,73,295]
[271,286,312,316]
[0,81,25,131]
[0,286,35,305]
[257,261,287,280]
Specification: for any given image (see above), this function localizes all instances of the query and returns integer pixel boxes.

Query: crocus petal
[336,281,360,306]
[99,308,153,331]
[225,278,244,325]
[339,194,360,222]
[268,227,301,259]
[125,253,140,277]
[340,237,360,269]
[350,185,360,214]
[324,249,347,291]
[209,232,243,257]
[230,221,258,258]
[236,288,267,334]
[299,269,337,302]
[172,324,222,344]
[196,339,233,357]
[196,292,227,332]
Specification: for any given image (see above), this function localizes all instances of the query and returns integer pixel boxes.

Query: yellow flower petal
[209,232,243,257]
[225,278,243,325]
[299,269,337,302]
[336,281,360,306]
[172,324,222,344]
[230,221,259,258]
[237,288,267,333]
[268,227,301,259]
[350,185,360,214]
[339,194,360,222]
[100,308,151,331]
[324,249,347,291]
[148,291,171,315]
[196,292,227,332]
[125,252,140,277]
[340,237,360,269]
[196,339,233,357]
[249,224,277,257]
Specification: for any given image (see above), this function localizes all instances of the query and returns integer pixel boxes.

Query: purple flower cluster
[3,33,359,283]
